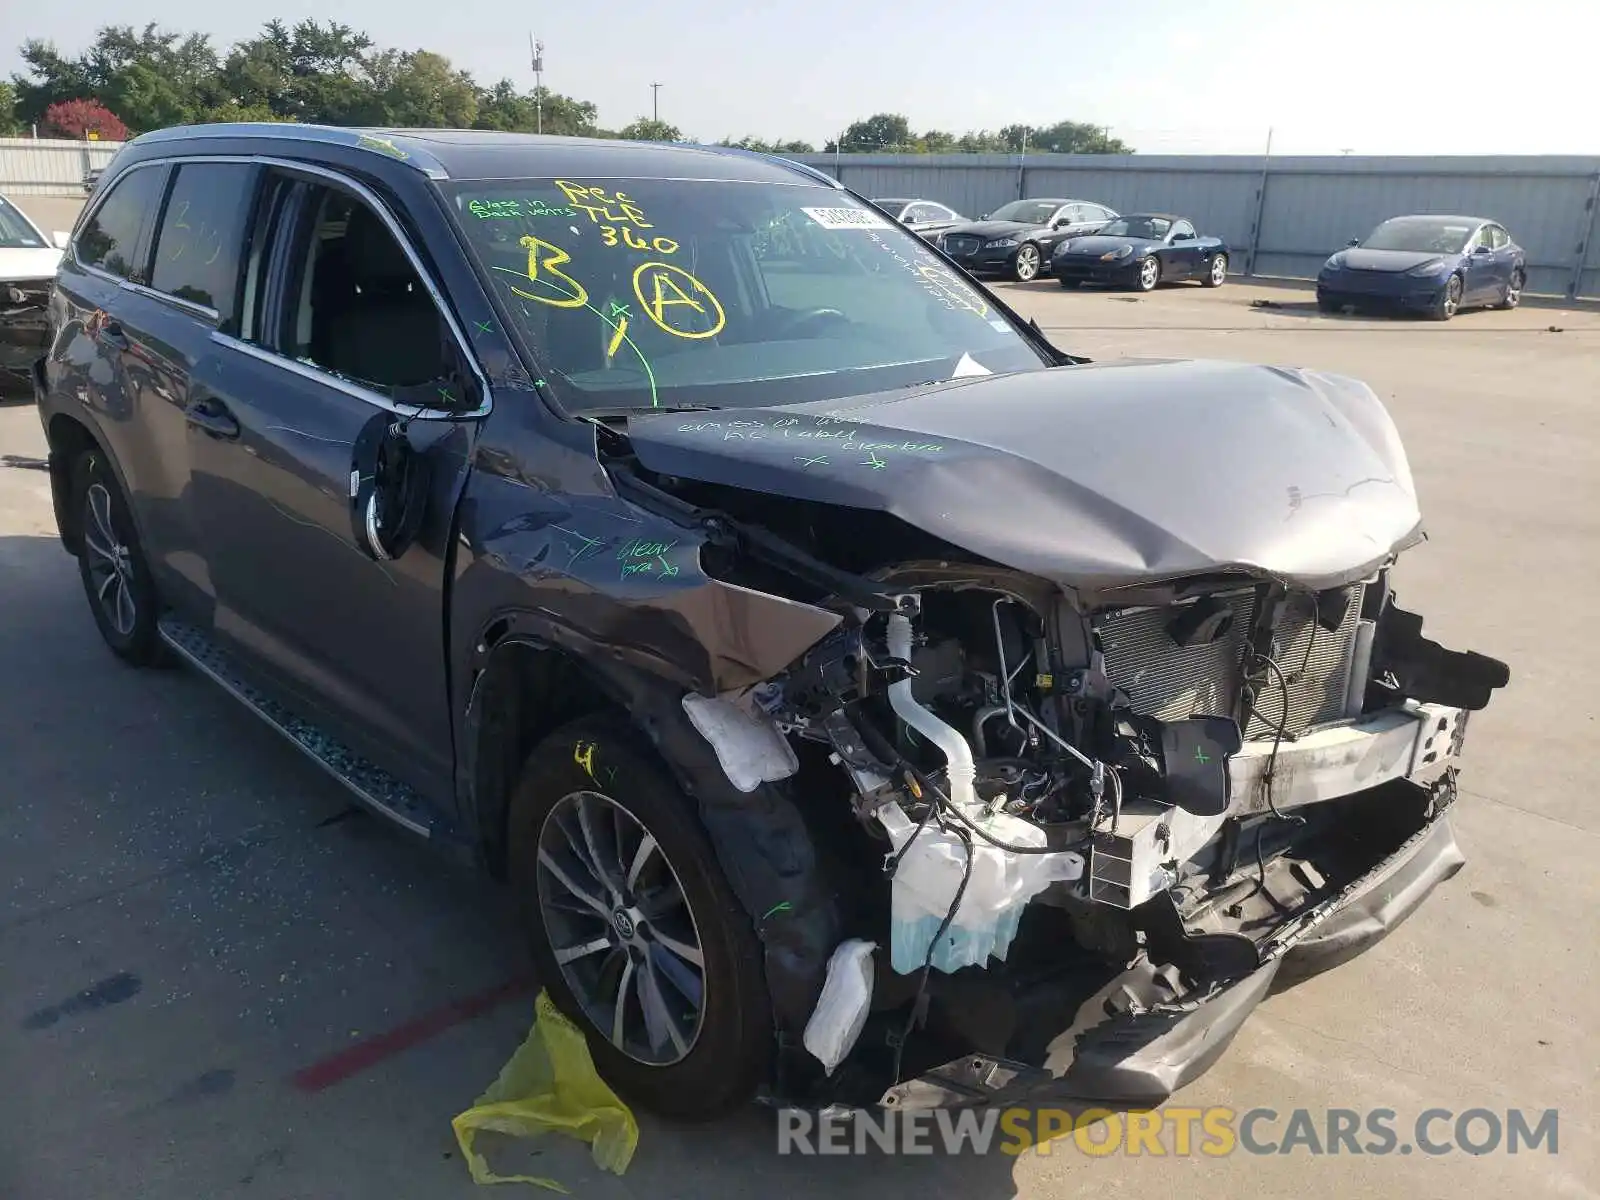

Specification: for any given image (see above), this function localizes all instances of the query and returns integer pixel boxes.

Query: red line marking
[291,976,537,1093]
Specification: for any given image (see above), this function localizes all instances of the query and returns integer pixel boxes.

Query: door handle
[185,396,240,440]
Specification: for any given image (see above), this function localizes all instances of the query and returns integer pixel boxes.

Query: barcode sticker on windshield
[802,206,892,230]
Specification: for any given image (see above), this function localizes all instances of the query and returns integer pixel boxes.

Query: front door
[1461,226,1500,303]
[185,168,484,805]
[1166,221,1202,279]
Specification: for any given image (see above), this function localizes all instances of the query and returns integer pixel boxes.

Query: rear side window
[76,167,165,282]
[150,162,260,329]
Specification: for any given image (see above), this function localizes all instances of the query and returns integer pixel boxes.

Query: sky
[5,0,1599,156]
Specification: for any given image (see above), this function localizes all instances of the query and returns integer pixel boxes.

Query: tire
[1430,273,1463,321]
[1133,255,1160,292]
[71,448,168,666]
[1011,242,1042,282]
[1497,268,1525,310]
[507,713,772,1120]
[1203,253,1228,288]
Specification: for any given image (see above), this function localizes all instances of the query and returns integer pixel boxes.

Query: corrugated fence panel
[0,138,125,196]
[800,153,1600,297]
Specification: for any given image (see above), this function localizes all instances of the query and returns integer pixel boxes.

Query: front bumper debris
[881,804,1464,1110]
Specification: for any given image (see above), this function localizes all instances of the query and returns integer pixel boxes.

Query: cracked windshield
[448,178,1048,412]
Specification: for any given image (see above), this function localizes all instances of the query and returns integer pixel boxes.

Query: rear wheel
[1497,268,1525,309]
[507,713,772,1120]
[1203,253,1228,288]
[1134,256,1161,292]
[71,449,167,666]
[1012,243,1042,282]
[1430,273,1463,321]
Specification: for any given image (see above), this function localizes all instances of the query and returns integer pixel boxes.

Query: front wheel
[1203,253,1228,288]
[1133,256,1161,292]
[1497,269,1525,309]
[507,713,772,1120]
[1430,273,1463,321]
[1011,242,1042,282]
[71,448,167,666]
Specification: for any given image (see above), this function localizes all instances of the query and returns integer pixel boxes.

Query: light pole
[530,35,544,134]
[651,82,663,124]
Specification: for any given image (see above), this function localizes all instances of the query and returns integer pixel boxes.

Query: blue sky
[6,0,1596,155]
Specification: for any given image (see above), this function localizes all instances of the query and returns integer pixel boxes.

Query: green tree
[718,135,816,154]
[836,112,913,152]
[367,50,477,127]
[617,118,682,142]
[0,80,20,134]
[917,129,958,153]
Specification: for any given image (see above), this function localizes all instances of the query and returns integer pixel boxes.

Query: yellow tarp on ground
[452,990,639,1192]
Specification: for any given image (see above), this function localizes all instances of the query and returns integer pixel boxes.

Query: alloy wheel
[82,482,136,637]
[1443,275,1462,317]
[1505,271,1524,308]
[1139,257,1159,290]
[1211,255,1227,285]
[1014,244,1041,281]
[535,789,706,1066]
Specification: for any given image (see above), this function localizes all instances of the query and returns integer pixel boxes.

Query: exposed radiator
[1096,585,1365,742]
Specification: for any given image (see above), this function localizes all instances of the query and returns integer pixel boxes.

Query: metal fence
[795,152,1600,300]
[4,138,1596,298]
[0,136,125,197]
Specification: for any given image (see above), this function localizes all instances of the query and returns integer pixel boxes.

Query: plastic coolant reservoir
[877,804,1085,975]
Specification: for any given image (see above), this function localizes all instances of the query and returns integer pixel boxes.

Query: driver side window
[1171,220,1196,241]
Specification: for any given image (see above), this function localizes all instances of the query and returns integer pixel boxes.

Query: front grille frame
[1094,584,1366,742]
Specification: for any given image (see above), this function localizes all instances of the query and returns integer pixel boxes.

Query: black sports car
[1052,213,1230,291]
[938,197,1118,281]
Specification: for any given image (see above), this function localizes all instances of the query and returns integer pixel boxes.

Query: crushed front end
[746,564,1507,1109]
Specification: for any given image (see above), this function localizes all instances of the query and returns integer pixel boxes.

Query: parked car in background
[938,197,1118,281]
[1052,213,1229,292]
[0,191,67,389]
[1317,215,1525,320]
[869,197,966,241]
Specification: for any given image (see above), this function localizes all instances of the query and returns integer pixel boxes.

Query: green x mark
[1194,746,1210,765]
[473,319,495,335]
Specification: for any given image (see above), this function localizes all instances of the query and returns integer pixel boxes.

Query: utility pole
[530,35,544,134]
[651,82,663,124]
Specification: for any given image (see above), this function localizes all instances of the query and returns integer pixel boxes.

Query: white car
[1,193,69,387]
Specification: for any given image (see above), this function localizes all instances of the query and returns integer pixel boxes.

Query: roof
[1379,213,1493,224]
[125,123,841,189]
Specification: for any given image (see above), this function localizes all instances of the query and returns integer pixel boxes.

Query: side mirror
[52,231,71,250]
[1347,237,1360,246]
[1472,244,1492,256]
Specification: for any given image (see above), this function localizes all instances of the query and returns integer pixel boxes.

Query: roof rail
[125,123,449,179]
[689,142,843,189]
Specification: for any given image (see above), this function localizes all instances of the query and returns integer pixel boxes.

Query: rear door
[53,161,225,619]
[184,164,486,805]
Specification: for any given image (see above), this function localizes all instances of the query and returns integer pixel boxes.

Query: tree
[836,112,913,153]
[617,118,682,142]
[368,50,477,127]
[718,135,816,154]
[42,97,129,141]
[0,81,20,135]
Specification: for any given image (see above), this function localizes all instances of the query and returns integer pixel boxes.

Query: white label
[950,352,992,378]
[801,206,892,231]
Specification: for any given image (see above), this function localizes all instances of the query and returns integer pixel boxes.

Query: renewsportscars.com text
[777,1106,1560,1158]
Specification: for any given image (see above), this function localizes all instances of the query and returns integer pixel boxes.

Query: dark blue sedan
[1050,213,1230,291]
[1316,215,1526,320]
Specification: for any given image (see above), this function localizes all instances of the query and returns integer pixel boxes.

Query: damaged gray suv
[35,124,1509,1119]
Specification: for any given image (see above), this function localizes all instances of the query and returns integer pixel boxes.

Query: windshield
[1361,218,1474,254]
[986,200,1061,225]
[447,178,1048,414]
[1099,215,1171,240]
[0,196,47,249]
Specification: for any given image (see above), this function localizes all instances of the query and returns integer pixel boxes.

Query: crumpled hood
[623,358,1424,598]
[1332,247,1446,273]
[1055,235,1156,257]
[942,220,1038,240]
[0,247,63,285]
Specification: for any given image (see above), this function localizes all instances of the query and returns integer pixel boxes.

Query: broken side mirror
[349,410,432,562]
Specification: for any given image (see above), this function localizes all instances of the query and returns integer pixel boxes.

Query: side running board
[157,615,434,838]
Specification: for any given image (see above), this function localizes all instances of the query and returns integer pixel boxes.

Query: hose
[886,611,977,809]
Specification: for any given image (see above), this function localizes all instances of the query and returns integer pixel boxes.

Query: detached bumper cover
[882,807,1465,1110]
